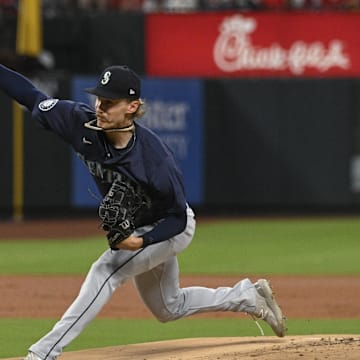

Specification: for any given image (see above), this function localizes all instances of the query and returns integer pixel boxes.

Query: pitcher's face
[95,97,139,130]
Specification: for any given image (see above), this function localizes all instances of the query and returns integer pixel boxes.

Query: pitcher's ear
[127,100,140,114]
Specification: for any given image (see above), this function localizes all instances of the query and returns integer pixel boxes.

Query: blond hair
[133,98,146,119]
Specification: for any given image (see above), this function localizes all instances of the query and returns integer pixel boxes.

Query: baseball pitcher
[0,64,286,360]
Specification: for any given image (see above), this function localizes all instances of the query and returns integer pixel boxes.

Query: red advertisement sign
[146,12,360,77]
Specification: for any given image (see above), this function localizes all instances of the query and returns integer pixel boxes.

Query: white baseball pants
[29,208,258,359]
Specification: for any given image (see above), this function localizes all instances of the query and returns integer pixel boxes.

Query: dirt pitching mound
[7,336,360,360]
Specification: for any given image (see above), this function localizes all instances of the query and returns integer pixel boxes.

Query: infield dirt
[3,336,360,359]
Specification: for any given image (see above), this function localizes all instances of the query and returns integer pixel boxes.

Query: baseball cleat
[251,279,287,337]
[23,352,43,360]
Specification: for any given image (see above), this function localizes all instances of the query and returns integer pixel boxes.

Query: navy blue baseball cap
[85,65,141,99]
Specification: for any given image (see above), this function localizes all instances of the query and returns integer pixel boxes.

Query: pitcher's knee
[155,310,179,323]
[152,303,183,323]
[143,290,186,323]
[156,314,179,323]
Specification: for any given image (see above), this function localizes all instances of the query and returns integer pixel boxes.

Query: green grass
[0,237,104,274]
[0,318,359,358]
[181,218,360,275]
[0,217,359,275]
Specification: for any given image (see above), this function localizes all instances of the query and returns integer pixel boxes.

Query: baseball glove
[98,176,150,250]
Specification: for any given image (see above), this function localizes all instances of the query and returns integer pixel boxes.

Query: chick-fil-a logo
[213,15,351,75]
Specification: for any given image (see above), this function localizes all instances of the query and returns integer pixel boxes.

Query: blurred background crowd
[0,0,359,73]
[0,0,359,15]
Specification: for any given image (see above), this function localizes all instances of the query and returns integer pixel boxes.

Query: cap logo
[129,88,135,95]
[101,71,111,85]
